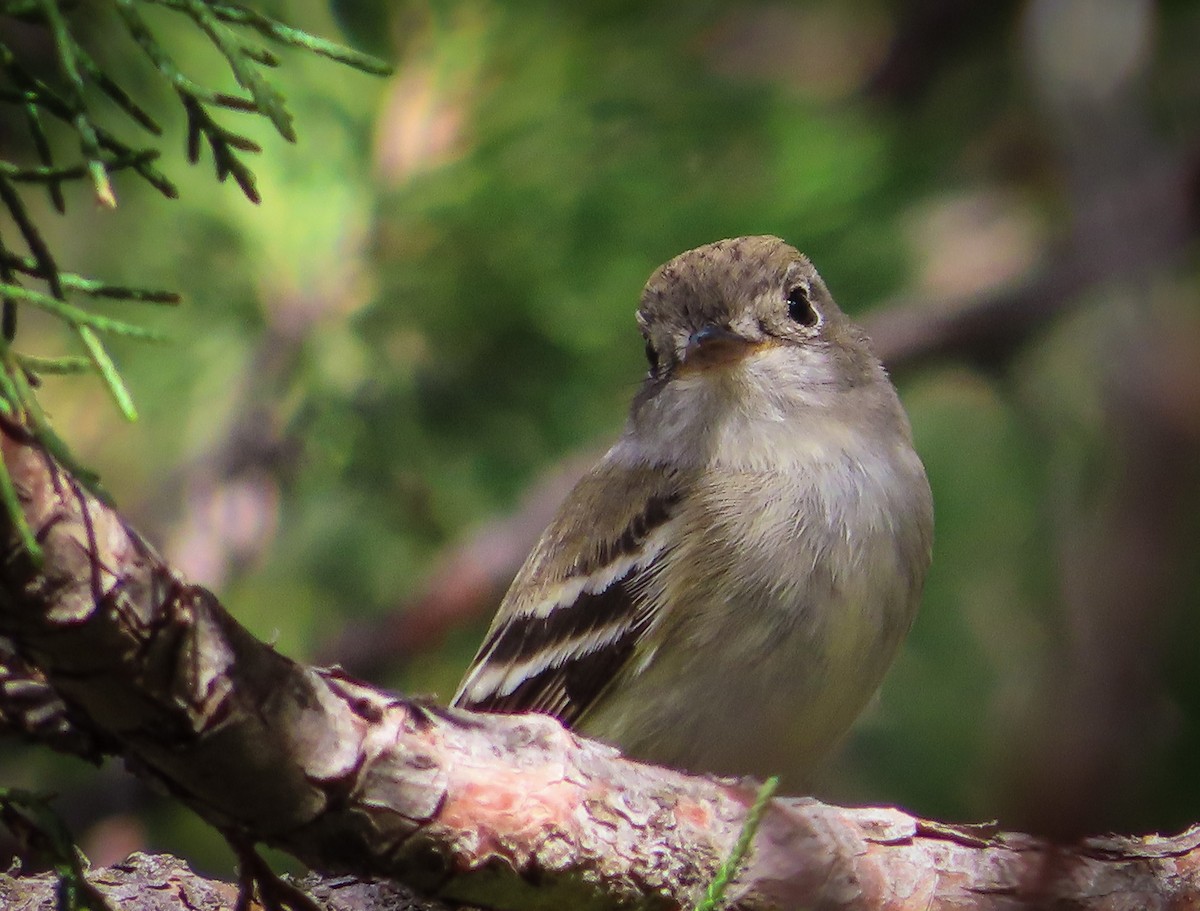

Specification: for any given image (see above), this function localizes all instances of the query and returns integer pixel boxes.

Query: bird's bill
[681,325,761,371]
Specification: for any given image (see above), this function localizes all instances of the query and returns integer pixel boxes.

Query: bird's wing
[452,460,684,727]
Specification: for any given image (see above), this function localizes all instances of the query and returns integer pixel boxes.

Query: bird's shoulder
[451,456,691,721]
[512,457,688,595]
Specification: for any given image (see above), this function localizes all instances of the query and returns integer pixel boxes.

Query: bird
[453,235,933,786]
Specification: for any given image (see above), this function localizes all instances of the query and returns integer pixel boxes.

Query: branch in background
[866,157,1196,376]
[862,258,1089,375]
[318,451,599,677]
[864,0,1015,105]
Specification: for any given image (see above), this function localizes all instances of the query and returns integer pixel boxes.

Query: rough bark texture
[4,422,1200,910]
[0,853,237,911]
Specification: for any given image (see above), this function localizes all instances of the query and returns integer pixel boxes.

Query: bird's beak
[682,325,756,370]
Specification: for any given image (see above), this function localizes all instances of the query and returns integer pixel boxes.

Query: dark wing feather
[455,572,651,725]
[452,462,681,728]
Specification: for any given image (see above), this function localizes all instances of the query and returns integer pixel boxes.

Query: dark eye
[644,340,659,374]
[786,285,819,327]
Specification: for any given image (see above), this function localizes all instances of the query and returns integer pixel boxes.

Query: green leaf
[0,283,169,340]
[15,353,92,375]
[76,326,137,421]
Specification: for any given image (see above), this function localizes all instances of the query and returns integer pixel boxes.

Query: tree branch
[2,412,1200,908]
[0,635,114,761]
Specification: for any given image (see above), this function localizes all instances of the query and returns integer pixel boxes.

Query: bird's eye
[786,285,819,327]
[644,340,659,374]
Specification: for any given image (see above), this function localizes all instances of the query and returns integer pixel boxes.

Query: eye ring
[786,284,819,327]
[644,340,660,374]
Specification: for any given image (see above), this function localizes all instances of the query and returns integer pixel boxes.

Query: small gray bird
[454,236,933,785]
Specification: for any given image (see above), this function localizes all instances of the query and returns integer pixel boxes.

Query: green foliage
[0,0,390,538]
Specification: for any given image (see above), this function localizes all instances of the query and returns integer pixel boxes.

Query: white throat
[614,345,867,473]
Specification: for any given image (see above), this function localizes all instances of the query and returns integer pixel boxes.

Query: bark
[0,853,237,911]
[3,421,1200,910]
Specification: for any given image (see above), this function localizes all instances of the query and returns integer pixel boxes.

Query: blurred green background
[2,0,1200,879]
